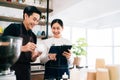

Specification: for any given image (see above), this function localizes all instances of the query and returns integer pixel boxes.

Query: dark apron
[44,46,70,80]
[9,23,35,80]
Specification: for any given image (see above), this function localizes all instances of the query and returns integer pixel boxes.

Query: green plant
[72,38,88,56]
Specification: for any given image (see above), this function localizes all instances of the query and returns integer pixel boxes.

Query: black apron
[44,46,70,80]
[2,23,37,80]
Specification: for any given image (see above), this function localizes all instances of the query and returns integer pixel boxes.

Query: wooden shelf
[37,35,45,38]
[0,16,22,22]
[0,16,50,25]
[0,0,52,38]
[0,0,53,13]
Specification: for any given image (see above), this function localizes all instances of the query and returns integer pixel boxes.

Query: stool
[87,70,96,80]
[106,65,120,80]
[96,68,109,80]
[96,58,105,68]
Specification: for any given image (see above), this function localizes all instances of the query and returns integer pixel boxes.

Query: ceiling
[50,0,120,29]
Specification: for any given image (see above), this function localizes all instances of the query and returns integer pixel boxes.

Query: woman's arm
[36,40,50,64]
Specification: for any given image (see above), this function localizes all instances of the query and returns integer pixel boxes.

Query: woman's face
[51,22,63,38]
[24,13,40,30]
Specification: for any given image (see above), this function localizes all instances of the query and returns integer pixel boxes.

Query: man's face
[24,13,40,30]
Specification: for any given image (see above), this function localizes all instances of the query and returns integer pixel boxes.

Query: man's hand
[31,50,42,61]
[21,42,36,52]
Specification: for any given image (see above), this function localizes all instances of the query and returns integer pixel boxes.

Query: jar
[0,26,3,34]
[6,0,12,2]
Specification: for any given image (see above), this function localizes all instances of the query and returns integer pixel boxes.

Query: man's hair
[23,6,41,19]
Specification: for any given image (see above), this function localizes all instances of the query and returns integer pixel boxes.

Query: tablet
[49,45,72,54]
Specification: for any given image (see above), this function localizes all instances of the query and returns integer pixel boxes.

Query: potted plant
[71,38,88,67]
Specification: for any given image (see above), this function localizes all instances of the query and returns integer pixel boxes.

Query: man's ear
[24,13,28,20]
[62,27,64,31]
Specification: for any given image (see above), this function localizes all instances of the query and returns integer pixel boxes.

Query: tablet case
[48,45,72,55]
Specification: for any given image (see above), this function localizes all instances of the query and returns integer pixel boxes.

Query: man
[2,6,42,80]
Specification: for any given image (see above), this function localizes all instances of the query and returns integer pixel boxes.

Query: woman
[40,19,74,80]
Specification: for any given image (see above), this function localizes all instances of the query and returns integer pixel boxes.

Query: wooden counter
[31,73,44,80]
[31,70,44,80]
[31,63,45,80]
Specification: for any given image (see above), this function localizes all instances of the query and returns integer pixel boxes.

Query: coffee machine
[0,36,22,80]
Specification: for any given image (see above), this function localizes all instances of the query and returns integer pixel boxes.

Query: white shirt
[38,37,74,67]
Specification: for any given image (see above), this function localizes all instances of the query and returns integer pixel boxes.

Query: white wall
[50,0,120,29]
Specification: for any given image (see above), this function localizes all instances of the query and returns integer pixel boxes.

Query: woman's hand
[21,42,36,52]
[48,54,57,61]
[62,49,71,59]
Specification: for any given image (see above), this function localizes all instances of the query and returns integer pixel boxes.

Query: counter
[31,63,45,75]
[31,63,45,80]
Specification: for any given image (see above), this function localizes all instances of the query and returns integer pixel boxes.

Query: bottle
[0,26,3,34]
[18,0,23,3]
[37,31,41,36]
[41,31,45,36]
[62,72,69,80]
[7,0,12,2]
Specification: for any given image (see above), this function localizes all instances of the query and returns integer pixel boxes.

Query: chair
[87,70,96,80]
[95,58,105,68]
[96,68,110,80]
[106,65,120,80]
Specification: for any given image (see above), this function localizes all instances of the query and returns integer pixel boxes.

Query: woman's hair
[23,6,41,19]
[51,19,63,28]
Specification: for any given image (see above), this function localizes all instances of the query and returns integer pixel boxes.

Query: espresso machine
[0,36,22,80]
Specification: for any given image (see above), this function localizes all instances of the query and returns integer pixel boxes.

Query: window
[62,26,120,67]
[114,27,120,64]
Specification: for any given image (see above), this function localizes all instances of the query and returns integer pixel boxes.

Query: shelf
[0,16,22,22]
[37,35,45,38]
[0,0,53,13]
[0,0,52,38]
[0,16,49,25]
